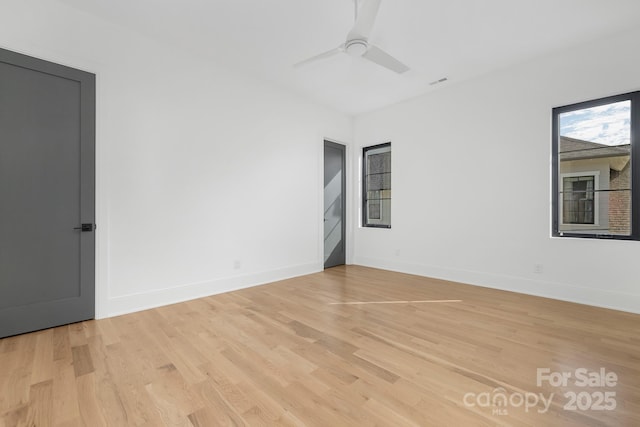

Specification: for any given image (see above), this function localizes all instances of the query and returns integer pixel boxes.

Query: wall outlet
[533,264,543,274]
[233,260,242,270]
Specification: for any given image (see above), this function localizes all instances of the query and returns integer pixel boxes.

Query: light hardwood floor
[1,266,639,426]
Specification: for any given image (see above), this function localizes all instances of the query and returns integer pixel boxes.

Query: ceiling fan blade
[293,46,343,69]
[347,0,382,40]
[362,45,409,74]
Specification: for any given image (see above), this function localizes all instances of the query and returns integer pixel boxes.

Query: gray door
[0,48,95,338]
[324,141,346,268]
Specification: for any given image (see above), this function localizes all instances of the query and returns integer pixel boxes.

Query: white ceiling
[57,0,640,115]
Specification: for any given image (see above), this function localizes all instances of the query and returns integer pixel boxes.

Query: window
[552,91,640,239]
[561,172,599,225]
[363,143,391,228]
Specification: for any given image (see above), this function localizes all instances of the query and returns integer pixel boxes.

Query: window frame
[362,142,391,228]
[552,90,640,240]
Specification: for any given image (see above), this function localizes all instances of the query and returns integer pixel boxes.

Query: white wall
[353,26,640,314]
[0,0,353,317]
[5,0,639,317]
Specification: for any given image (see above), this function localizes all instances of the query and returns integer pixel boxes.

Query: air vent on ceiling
[429,77,448,86]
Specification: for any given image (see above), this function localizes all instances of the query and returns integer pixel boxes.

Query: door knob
[73,223,95,232]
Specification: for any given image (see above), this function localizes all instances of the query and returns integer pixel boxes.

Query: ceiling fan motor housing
[345,39,368,57]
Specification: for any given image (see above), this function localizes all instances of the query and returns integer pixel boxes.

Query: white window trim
[560,171,600,226]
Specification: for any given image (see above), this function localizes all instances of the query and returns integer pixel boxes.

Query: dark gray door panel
[0,48,95,338]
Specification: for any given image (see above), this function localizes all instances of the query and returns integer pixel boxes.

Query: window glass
[553,94,637,239]
[363,143,391,228]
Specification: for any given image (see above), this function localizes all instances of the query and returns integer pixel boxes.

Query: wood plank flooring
[1,265,639,426]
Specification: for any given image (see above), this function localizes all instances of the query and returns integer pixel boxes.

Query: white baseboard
[105,262,321,318]
[354,256,640,315]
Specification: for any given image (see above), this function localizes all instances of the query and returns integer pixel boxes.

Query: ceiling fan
[294,0,409,74]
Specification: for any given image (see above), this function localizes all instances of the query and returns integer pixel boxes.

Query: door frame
[322,139,349,269]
